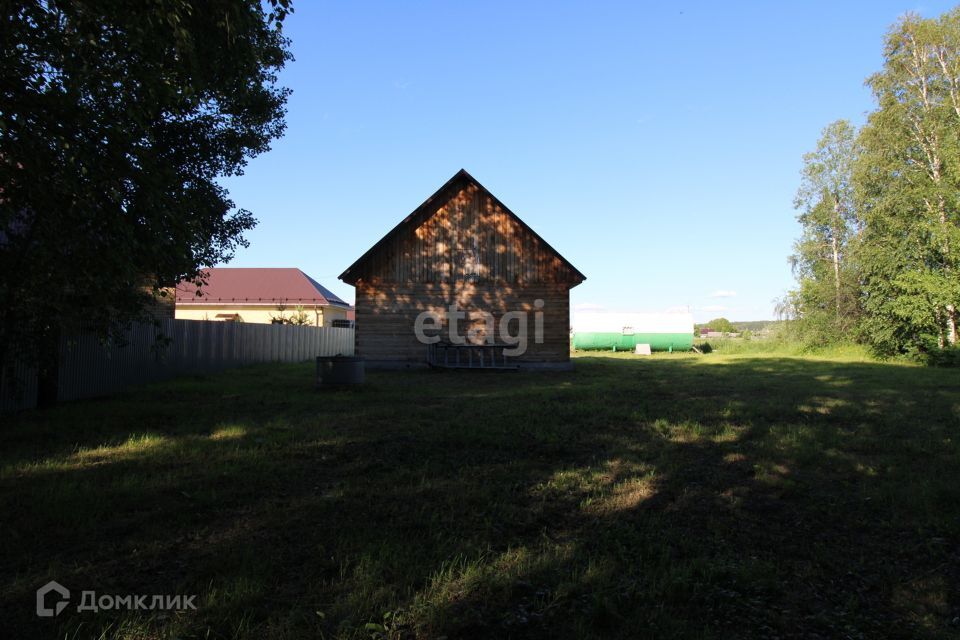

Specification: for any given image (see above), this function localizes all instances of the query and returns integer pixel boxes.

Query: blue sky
[220,0,955,322]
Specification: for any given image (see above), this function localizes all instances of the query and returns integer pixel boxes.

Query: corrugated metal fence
[1,319,354,412]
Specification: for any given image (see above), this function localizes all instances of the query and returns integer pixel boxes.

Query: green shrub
[923,346,960,367]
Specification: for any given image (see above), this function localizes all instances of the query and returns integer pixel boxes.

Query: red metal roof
[176,268,349,307]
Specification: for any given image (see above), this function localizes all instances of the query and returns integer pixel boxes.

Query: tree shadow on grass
[0,356,958,639]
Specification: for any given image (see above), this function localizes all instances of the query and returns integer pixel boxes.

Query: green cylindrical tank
[572,312,694,352]
[572,332,693,352]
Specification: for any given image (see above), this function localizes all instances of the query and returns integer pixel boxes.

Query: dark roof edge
[338,169,470,284]
[301,270,350,306]
[473,172,587,285]
[338,169,586,285]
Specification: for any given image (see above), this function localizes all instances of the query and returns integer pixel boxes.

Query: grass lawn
[1,351,958,639]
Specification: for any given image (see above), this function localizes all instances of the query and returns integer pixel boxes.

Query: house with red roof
[175,268,352,327]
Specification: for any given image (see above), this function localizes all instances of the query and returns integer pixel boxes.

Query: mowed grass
[1,351,958,639]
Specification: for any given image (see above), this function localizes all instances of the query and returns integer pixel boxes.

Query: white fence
[1,319,355,412]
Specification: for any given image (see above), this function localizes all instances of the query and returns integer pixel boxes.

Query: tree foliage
[0,0,293,363]
[856,10,960,355]
[700,317,736,334]
[788,120,862,346]
[788,8,960,360]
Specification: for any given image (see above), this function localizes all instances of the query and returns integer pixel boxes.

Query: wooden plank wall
[356,183,580,285]
[355,282,571,363]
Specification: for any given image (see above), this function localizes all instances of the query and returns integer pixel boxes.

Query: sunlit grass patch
[590,475,657,513]
[209,425,248,441]
[74,432,170,460]
[2,433,174,478]
[796,395,850,415]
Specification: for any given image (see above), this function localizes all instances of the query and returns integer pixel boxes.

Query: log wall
[355,282,571,364]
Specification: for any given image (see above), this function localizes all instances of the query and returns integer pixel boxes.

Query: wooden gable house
[339,170,585,369]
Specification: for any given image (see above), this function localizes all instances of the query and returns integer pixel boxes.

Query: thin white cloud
[701,305,727,313]
[575,302,606,312]
[709,290,737,298]
[664,305,691,313]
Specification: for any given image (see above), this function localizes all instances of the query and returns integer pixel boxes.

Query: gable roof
[339,169,586,285]
[176,268,349,307]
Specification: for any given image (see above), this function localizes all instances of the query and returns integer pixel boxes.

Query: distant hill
[694,320,783,334]
[732,320,780,332]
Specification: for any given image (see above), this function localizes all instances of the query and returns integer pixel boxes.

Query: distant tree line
[695,318,737,334]
[786,8,960,363]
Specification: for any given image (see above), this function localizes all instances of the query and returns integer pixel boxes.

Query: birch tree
[856,10,960,354]
[790,120,861,342]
